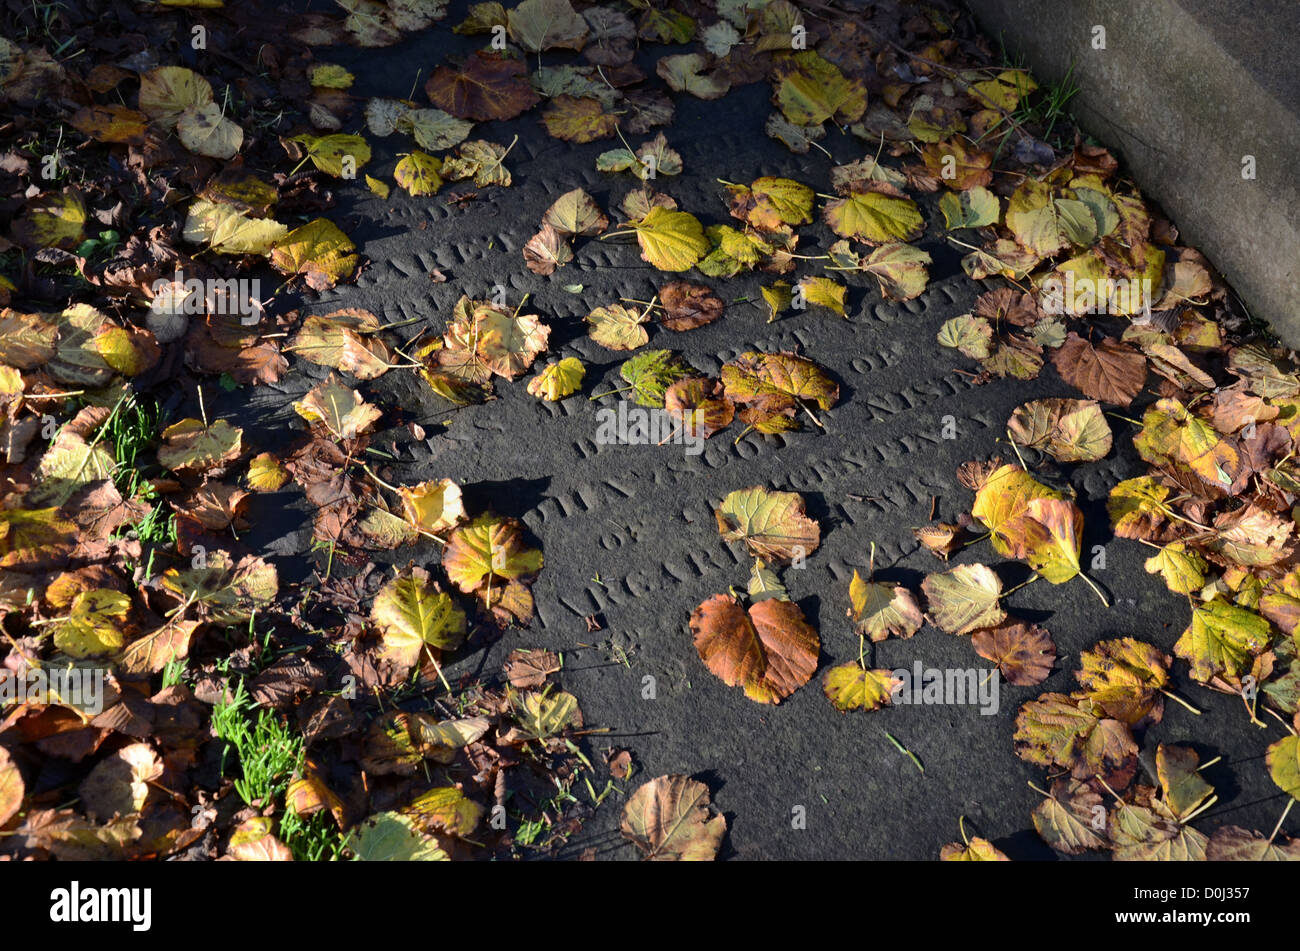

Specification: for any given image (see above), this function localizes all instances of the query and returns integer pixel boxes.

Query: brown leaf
[973,287,1042,327]
[503,648,561,688]
[424,51,541,121]
[620,774,726,860]
[657,281,723,331]
[664,377,734,437]
[1052,332,1147,406]
[971,620,1056,685]
[689,594,819,704]
[522,223,573,275]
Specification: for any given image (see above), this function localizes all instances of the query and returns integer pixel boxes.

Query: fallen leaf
[292,375,383,439]
[714,486,820,564]
[621,774,725,860]
[424,51,540,120]
[1052,333,1146,406]
[822,663,899,712]
[690,593,819,704]
[526,357,585,400]
[972,621,1056,685]
[921,564,1005,635]
[372,568,466,670]
[848,569,922,641]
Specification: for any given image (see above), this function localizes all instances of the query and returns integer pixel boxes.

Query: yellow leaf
[176,102,244,159]
[52,589,131,658]
[245,452,290,491]
[292,375,382,439]
[269,219,359,289]
[822,191,922,244]
[310,64,355,89]
[156,418,243,473]
[182,199,288,255]
[12,192,85,249]
[626,206,709,272]
[138,66,213,128]
[822,662,899,712]
[526,357,585,400]
[372,568,466,670]
[290,133,371,177]
[393,151,443,196]
[397,478,465,535]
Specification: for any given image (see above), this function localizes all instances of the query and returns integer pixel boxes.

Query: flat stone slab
[210,32,1285,858]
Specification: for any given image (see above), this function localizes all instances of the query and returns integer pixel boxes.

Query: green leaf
[1175,599,1271,682]
[937,314,993,359]
[1267,735,1300,801]
[775,51,866,126]
[747,558,788,602]
[290,133,371,178]
[714,486,820,564]
[350,812,448,861]
[1144,543,1207,595]
[618,349,694,407]
[938,185,999,229]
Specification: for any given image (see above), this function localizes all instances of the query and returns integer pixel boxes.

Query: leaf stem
[883,731,923,774]
[1076,569,1111,607]
[1000,573,1040,598]
[1269,798,1295,844]
[1160,687,1202,716]
[589,384,633,400]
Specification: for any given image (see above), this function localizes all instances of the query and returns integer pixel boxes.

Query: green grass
[280,809,348,862]
[995,36,1081,146]
[18,0,82,58]
[211,678,301,808]
[95,395,176,575]
[102,395,163,495]
[210,677,347,861]
[1014,61,1079,145]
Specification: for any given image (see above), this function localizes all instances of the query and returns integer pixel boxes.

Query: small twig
[883,731,923,774]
